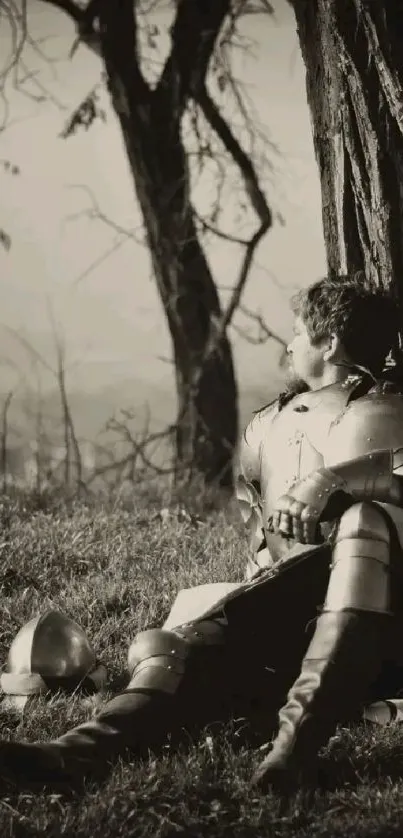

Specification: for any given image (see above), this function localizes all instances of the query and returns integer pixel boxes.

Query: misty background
[0,0,326,473]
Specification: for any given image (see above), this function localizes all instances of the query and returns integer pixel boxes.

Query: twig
[0,391,13,492]
[233,302,287,348]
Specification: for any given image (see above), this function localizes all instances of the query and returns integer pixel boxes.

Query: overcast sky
[0,0,326,400]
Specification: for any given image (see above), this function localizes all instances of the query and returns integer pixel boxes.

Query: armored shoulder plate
[325,391,403,467]
[238,400,279,483]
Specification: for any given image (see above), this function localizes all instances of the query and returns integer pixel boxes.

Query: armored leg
[252,501,396,790]
[0,616,229,783]
[0,545,334,786]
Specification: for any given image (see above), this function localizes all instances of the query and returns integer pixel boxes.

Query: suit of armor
[238,376,403,577]
[2,375,403,790]
[238,377,360,575]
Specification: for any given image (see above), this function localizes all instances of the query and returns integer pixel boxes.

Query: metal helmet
[0,610,107,708]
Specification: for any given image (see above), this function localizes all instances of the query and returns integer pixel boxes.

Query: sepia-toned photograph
[0,1,403,835]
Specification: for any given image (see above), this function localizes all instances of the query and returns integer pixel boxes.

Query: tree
[291,0,403,339]
[1,0,277,490]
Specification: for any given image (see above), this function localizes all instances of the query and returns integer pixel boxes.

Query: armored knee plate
[126,619,226,695]
[324,502,392,614]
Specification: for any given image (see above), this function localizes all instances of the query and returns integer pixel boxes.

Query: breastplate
[259,382,355,526]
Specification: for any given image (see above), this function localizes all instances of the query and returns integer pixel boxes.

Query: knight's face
[286,316,327,387]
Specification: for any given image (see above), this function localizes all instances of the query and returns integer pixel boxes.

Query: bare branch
[72,238,127,287]
[157,0,231,110]
[97,1,149,100]
[0,0,28,93]
[60,182,146,285]
[0,318,84,490]
[0,391,13,492]
[46,301,83,487]
[63,183,145,244]
[196,86,272,229]
[193,207,249,245]
[232,302,287,348]
[86,421,176,485]
[0,325,54,374]
[38,0,84,25]
[195,85,272,333]
[39,0,101,59]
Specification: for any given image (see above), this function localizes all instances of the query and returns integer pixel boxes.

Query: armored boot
[252,501,396,790]
[0,616,228,785]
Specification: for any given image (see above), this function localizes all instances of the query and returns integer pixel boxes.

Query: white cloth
[163,582,241,629]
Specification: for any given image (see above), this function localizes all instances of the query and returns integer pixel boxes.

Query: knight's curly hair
[291,273,401,376]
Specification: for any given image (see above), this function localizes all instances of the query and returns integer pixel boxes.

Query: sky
[0,0,326,413]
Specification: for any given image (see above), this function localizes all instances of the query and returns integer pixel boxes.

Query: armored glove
[272,449,403,544]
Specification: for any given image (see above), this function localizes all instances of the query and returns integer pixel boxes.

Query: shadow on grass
[2,715,403,814]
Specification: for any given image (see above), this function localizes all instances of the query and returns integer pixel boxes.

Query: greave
[252,608,391,787]
[252,501,396,788]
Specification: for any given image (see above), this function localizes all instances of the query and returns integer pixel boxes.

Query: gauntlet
[272,448,403,543]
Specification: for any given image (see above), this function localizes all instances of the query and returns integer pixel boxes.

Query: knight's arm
[284,447,403,516]
[272,390,403,542]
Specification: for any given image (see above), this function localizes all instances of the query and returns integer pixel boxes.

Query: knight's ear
[323,334,341,362]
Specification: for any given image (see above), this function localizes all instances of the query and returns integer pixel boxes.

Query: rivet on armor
[171,649,176,655]
[167,665,172,671]
[318,493,323,498]
[367,437,373,442]
[193,631,200,638]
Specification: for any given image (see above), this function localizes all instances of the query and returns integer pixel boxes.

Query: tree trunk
[292,0,403,319]
[99,67,238,488]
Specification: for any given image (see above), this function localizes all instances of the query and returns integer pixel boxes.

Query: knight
[1,274,403,792]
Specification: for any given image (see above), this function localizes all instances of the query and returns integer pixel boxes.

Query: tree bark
[98,10,237,488]
[292,0,403,320]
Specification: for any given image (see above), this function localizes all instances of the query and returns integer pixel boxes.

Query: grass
[0,484,403,836]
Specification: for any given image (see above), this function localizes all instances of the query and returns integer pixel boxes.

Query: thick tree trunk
[292,0,403,320]
[99,66,237,487]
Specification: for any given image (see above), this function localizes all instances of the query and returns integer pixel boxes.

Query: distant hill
[0,377,283,449]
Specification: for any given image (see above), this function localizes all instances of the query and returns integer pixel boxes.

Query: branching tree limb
[158,0,231,109]
[5,0,277,488]
[232,303,287,349]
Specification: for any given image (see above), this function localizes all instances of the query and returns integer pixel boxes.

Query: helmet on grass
[0,610,106,709]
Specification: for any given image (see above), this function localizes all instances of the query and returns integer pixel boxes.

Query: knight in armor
[1,274,403,792]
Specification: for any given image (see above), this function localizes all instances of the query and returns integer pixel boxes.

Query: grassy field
[0,484,403,837]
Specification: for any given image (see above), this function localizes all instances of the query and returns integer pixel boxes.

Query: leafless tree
[1,0,277,489]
